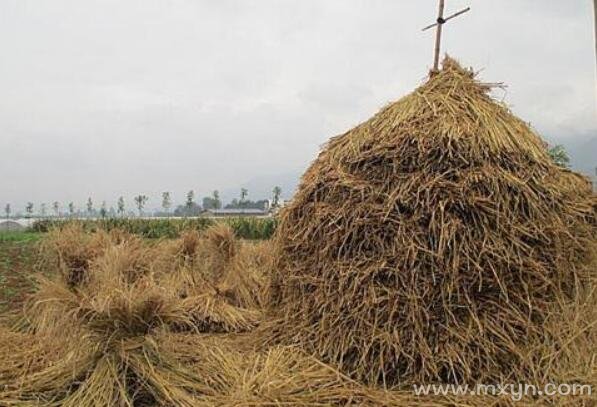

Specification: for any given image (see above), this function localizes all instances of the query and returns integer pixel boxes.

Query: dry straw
[1,58,596,406]
[1,224,271,405]
[269,57,596,386]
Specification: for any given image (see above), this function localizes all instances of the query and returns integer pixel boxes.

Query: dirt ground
[0,234,40,313]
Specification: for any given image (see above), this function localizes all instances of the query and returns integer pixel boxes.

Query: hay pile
[1,58,596,405]
[4,224,408,406]
[269,57,596,385]
[0,224,272,406]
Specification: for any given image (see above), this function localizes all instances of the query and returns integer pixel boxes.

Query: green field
[0,231,42,243]
[30,217,277,239]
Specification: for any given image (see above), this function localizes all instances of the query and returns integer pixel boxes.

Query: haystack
[270,58,596,385]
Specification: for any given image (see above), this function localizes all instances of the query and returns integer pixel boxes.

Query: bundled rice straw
[0,224,270,405]
[2,267,211,405]
[163,224,271,310]
[37,224,115,287]
[219,240,272,309]
[268,57,596,386]
[23,234,158,335]
[200,223,240,284]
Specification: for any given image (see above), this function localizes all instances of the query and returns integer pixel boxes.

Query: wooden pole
[433,0,446,72]
[423,1,469,74]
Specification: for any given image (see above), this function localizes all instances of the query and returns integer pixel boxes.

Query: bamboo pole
[423,1,469,75]
[433,0,446,72]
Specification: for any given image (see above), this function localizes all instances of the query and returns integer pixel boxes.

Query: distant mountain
[566,138,597,177]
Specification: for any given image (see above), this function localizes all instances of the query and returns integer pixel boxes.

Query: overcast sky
[1,0,596,211]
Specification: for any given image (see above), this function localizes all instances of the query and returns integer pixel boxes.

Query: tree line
[3,187,283,220]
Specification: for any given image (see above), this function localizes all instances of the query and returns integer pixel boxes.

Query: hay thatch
[4,288,596,407]
[0,330,212,406]
[189,344,366,406]
[269,57,596,385]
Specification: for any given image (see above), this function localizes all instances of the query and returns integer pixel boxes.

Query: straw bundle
[160,224,238,282]
[203,223,238,261]
[178,229,202,260]
[0,317,211,406]
[219,240,273,309]
[38,224,115,286]
[1,225,270,405]
[23,236,158,335]
[269,58,596,385]
[162,224,271,310]
[201,223,240,283]
[174,283,262,333]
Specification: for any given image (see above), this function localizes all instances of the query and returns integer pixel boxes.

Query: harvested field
[1,224,275,406]
[0,235,40,313]
[0,226,595,405]
[0,59,595,406]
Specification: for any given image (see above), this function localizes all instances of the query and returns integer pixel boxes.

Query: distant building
[203,208,269,217]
